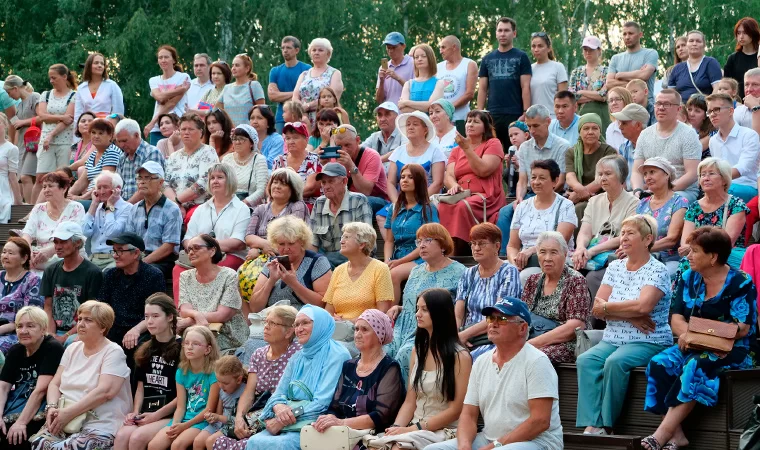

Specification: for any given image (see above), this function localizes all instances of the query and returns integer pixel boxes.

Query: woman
[191,61,232,115]
[204,108,234,157]
[636,157,689,276]
[642,227,757,450]
[507,160,577,284]
[0,113,21,224]
[69,112,95,174]
[605,87,633,152]
[530,32,569,118]
[569,36,610,131]
[0,306,64,450]
[178,234,249,352]
[272,122,321,208]
[429,99,457,158]
[113,294,181,450]
[398,44,445,114]
[0,238,42,354]
[324,222,394,320]
[156,113,183,158]
[668,31,722,102]
[724,18,760,98]
[440,110,506,254]
[369,289,471,450]
[521,232,591,364]
[576,215,673,436]
[386,224,465,381]
[67,119,120,205]
[245,305,350,450]
[316,87,350,124]
[22,171,86,273]
[664,36,688,89]
[307,108,341,152]
[572,155,638,297]
[293,38,344,123]
[249,105,284,169]
[164,113,220,221]
[312,309,404,441]
[456,223,521,360]
[74,52,124,124]
[215,54,266,127]
[4,76,40,203]
[143,45,191,145]
[221,124,268,207]
[685,93,715,157]
[678,158,749,270]
[565,113,618,209]
[388,112,446,201]
[31,301,132,450]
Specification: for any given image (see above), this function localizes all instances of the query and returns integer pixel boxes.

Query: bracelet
[45,403,58,412]
[390,424,400,428]
[603,302,608,316]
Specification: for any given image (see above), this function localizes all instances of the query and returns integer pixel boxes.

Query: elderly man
[605,21,659,104]
[124,161,182,277]
[82,171,134,270]
[427,298,563,450]
[310,163,373,268]
[114,118,165,203]
[743,68,760,135]
[269,36,312,132]
[437,35,478,134]
[632,89,701,202]
[361,102,408,166]
[611,103,650,188]
[375,32,414,105]
[549,91,580,144]
[41,222,103,344]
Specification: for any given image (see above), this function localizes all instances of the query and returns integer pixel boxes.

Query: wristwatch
[351,166,359,175]
[105,205,115,213]
[751,105,760,113]
[493,441,503,448]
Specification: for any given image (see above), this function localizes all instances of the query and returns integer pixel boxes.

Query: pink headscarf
[358,309,393,345]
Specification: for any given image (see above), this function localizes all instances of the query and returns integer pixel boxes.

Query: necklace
[356,351,385,376]
[234,152,254,166]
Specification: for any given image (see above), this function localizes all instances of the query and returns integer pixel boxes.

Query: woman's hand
[272,404,296,425]
[572,248,589,270]
[677,333,689,352]
[211,130,224,140]
[384,425,415,436]
[387,259,402,270]
[45,407,58,429]
[387,305,402,322]
[267,260,283,282]
[280,265,298,288]
[447,184,462,195]
[166,421,189,439]
[266,417,285,435]
[591,298,606,319]
[454,132,472,151]
[246,248,262,261]
[6,421,28,445]
[42,136,52,151]
[62,114,74,126]
[614,247,627,260]
[628,316,656,334]
[124,412,138,425]
[122,326,142,350]
[514,248,534,270]
[205,412,220,424]
[313,414,343,433]
[678,245,691,257]
[134,411,159,425]
[193,311,209,327]
[170,130,181,144]
[50,406,75,435]
[235,417,253,439]
[260,241,276,257]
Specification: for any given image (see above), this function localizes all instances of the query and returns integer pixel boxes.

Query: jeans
[675,182,700,203]
[728,184,758,204]
[495,192,535,255]
[368,196,390,215]
[427,434,546,450]
[324,251,348,268]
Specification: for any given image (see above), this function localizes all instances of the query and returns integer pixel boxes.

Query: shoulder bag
[301,425,373,450]
[281,380,316,432]
[687,62,705,96]
[683,284,738,353]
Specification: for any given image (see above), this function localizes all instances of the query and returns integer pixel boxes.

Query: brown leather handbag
[684,316,738,353]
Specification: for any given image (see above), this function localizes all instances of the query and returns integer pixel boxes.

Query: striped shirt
[86,144,122,190]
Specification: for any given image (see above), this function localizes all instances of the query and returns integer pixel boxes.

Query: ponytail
[49,64,77,88]
[157,45,183,73]
[234,54,257,81]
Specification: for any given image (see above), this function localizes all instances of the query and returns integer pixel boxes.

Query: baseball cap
[374,102,400,115]
[582,36,602,50]
[611,103,650,124]
[316,162,348,180]
[481,297,532,326]
[137,161,165,179]
[639,156,676,182]
[382,32,405,46]
[282,121,310,138]
[52,221,84,241]
[106,232,146,252]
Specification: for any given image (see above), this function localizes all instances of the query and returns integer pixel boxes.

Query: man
[606,21,659,104]
[310,163,373,268]
[360,102,408,167]
[427,298,563,450]
[611,103,650,188]
[632,89,701,202]
[185,53,213,113]
[268,36,312,132]
[477,17,532,151]
[41,222,103,344]
[100,232,165,352]
[124,161,182,277]
[707,93,760,202]
[375,32,414,106]
[437,35,478,134]
[743,68,760,136]
[82,171,134,269]
[549,90,580,144]
[625,79,656,126]
[114,118,165,203]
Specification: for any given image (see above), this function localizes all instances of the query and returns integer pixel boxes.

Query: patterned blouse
[456,262,522,329]
[248,341,301,393]
[568,65,609,98]
[298,67,337,123]
[684,195,750,248]
[636,193,689,262]
[164,144,220,207]
[245,201,311,238]
[0,271,42,324]
[272,153,322,206]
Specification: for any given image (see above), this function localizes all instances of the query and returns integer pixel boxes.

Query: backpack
[23,118,41,153]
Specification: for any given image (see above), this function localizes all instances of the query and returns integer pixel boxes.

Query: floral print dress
[568,64,610,130]
[298,66,337,123]
[0,271,42,353]
[272,152,322,208]
[164,144,219,207]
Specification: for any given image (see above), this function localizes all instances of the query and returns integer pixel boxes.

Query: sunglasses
[531,32,548,38]
[331,125,357,136]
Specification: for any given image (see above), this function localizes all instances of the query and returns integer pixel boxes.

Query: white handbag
[300,425,372,450]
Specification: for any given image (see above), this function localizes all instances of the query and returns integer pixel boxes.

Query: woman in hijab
[245,305,350,450]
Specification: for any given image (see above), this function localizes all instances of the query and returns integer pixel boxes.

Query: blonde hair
[215,355,247,378]
[308,38,334,63]
[0,113,8,138]
[78,300,115,335]
[621,214,658,250]
[15,306,49,334]
[412,44,438,77]
[269,305,298,341]
[3,75,33,93]
[698,157,733,192]
[342,222,377,256]
[179,326,220,374]
[625,79,647,92]
[267,215,313,248]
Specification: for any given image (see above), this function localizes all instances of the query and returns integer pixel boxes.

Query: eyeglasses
[111,248,138,257]
[485,316,525,325]
[293,320,313,329]
[415,238,435,247]
[187,244,211,253]
[470,240,493,248]
[136,176,159,182]
[707,107,729,115]
[264,320,290,328]
[608,97,624,103]
[531,31,548,38]
[654,102,678,109]
[231,136,249,143]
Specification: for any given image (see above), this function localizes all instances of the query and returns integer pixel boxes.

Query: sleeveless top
[409,77,438,102]
[410,344,466,427]
[437,58,473,120]
[298,66,337,122]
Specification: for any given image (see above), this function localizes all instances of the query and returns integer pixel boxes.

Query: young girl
[281,100,310,128]
[0,113,22,224]
[70,111,96,171]
[685,94,715,158]
[204,109,233,157]
[196,356,247,450]
[149,326,220,450]
[316,87,349,124]
[715,77,752,128]
[505,121,530,197]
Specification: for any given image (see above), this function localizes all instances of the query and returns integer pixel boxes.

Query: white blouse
[185,196,251,260]
[74,79,125,124]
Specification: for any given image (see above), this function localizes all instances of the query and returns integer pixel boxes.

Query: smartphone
[133,414,145,422]
[274,255,292,271]
[320,145,341,160]
[292,406,304,417]
[381,58,389,70]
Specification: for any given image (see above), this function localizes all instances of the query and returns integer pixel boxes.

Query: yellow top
[324,258,394,319]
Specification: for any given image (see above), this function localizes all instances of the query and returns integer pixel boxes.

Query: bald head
[439,35,462,61]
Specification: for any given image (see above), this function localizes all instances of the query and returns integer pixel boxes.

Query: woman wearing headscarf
[428,99,457,158]
[245,305,350,450]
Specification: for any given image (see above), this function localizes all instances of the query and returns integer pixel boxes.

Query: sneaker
[583,428,608,436]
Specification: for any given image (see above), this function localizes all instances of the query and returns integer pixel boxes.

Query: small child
[316,87,349,124]
[715,77,752,128]
[625,79,655,126]
[282,100,311,129]
[196,356,247,450]
[149,326,221,450]
[505,121,530,197]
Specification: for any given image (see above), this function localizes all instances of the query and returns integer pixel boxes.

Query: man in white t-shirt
[185,53,213,114]
[427,298,563,450]
[437,35,478,134]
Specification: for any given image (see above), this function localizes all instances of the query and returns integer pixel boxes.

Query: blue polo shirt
[124,195,181,254]
[549,114,580,145]
[269,61,311,125]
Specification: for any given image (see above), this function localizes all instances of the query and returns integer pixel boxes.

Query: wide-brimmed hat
[396,111,436,142]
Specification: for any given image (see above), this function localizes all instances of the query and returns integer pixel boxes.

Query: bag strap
[347,146,366,190]
[65,92,75,106]
[288,380,314,401]
[30,118,37,129]
[721,195,732,230]
[553,196,562,230]
[247,154,257,192]
[248,81,255,104]
[461,193,487,224]
[687,63,705,96]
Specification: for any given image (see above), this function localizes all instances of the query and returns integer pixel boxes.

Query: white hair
[308,38,333,62]
[536,231,569,255]
[94,171,124,189]
[115,118,141,137]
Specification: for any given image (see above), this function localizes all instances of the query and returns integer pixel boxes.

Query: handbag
[242,391,272,438]
[238,254,270,302]
[301,425,372,450]
[437,189,471,204]
[574,328,604,357]
[281,380,315,432]
[58,396,95,434]
[684,316,738,353]
[23,118,41,153]
[584,221,617,271]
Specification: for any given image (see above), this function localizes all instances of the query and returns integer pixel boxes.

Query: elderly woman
[0,238,42,354]
[429,99,457,158]
[386,224,466,380]
[31,301,132,450]
[0,307,63,449]
[178,234,250,352]
[164,113,220,221]
[204,108,234,157]
[312,310,404,438]
[456,223,521,360]
[22,171,86,274]
[605,87,633,152]
[440,110,506,254]
[569,36,610,131]
[668,31,722,102]
[293,38,344,123]
[67,119,121,206]
[272,122,321,208]
[398,44,445,114]
[576,215,673,436]
[249,105,284,169]
[678,157,749,270]
[636,157,689,276]
[642,227,757,450]
[245,305,350,450]
[216,54,266,127]
[221,124,268,207]
[156,113,183,158]
[507,159,577,284]
[521,232,591,364]
[572,155,638,297]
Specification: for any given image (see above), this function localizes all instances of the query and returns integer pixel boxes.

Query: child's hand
[166,422,187,439]
[204,412,219,424]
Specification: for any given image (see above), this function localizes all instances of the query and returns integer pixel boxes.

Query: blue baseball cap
[481,297,532,326]
[382,32,405,46]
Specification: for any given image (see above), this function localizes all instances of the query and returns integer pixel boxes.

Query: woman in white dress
[0,113,22,223]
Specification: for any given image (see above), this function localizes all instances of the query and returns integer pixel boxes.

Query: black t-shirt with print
[41,259,103,332]
[135,339,180,412]
[0,336,64,419]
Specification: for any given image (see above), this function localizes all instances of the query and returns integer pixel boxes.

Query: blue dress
[384,203,439,262]
[409,77,438,101]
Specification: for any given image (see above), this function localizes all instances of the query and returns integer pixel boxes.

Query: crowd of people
[0,15,759,450]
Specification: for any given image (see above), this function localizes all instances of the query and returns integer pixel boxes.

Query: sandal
[662,443,681,450]
[641,435,662,450]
